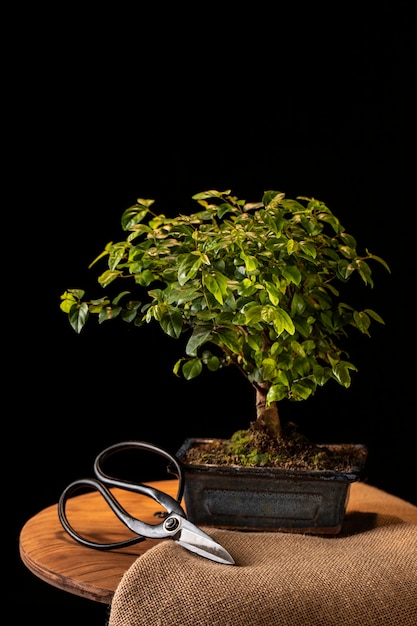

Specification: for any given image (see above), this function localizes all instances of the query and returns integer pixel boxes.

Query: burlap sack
[108,484,417,626]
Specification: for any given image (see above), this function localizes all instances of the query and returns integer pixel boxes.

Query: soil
[181,422,368,473]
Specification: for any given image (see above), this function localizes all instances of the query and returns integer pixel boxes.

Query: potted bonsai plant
[60,189,390,534]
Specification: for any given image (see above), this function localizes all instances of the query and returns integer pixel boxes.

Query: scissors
[58,440,235,565]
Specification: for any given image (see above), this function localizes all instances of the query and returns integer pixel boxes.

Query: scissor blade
[175,519,235,565]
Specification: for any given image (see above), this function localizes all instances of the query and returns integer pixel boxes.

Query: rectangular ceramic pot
[175,438,367,535]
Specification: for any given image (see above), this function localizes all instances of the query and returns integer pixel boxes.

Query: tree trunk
[255,385,282,440]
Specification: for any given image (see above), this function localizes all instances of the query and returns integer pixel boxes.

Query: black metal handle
[94,440,185,506]
[58,440,186,550]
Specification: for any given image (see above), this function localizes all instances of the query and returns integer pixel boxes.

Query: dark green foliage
[61,190,390,434]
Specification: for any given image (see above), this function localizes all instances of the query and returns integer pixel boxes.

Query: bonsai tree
[60,189,390,463]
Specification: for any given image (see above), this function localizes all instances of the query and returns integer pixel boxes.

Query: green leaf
[121,201,153,230]
[302,339,315,354]
[294,318,312,338]
[293,356,310,377]
[259,209,280,235]
[246,334,263,352]
[192,189,231,201]
[60,290,79,313]
[262,358,277,380]
[166,284,202,305]
[365,308,385,324]
[312,364,332,385]
[112,291,131,304]
[214,327,242,354]
[182,358,203,379]
[202,350,220,371]
[263,190,286,207]
[186,327,212,356]
[173,359,182,376]
[333,361,358,387]
[357,260,373,286]
[339,245,356,259]
[281,265,302,285]
[290,340,306,357]
[203,271,228,305]
[317,211,342,234]
[286,239,298,255]
[238,278,258,296]
[265,281,280,306]
[291,293,306,316]
[267,384,288,403]
[275,369,289,386]
[68,302,89,333]
[353,310,371,333]
[135,269,155,286]
[243,304,263,326]
[178,255,202,285]
[368,253,391,273]
[98,306,122,323]
[273,307,296,335]
[240,252,258,272]
[291,380,315,400]
[217,202,236,219]
[337,260,354,280]
[88,297,110,313]
[108,242,128,270]
[98,269,123,288]
[88,246,111,269]
[121,300,141,323]
[159,307,183,338]
[299,242,317,258]
[60,288,85,305]
[340,232,357,248]
[127,224,153,241]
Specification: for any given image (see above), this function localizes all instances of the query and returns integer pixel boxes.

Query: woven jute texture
[108,483,417,626]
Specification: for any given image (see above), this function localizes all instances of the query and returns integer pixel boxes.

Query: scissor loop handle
[58,475,187,550]
[58,441,187,550]
[94,440,185,506]
[58,478,149,550]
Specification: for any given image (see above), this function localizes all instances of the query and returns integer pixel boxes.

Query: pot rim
[175,437,368,483]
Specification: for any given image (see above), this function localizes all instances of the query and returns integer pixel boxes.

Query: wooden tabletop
[19,479,179,604]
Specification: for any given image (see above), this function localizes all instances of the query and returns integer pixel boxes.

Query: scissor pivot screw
[164,516,180,533]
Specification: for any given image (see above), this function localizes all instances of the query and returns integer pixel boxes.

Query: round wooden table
[19,479,179,604]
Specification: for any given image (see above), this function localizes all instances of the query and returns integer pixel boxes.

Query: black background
[11,6,415,624]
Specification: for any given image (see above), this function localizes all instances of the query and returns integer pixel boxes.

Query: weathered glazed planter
[176,438,368,535]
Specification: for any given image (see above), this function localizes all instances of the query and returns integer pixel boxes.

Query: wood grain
[19,479,180,604]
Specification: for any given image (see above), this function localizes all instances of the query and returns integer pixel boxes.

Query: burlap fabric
[108,483,417,626]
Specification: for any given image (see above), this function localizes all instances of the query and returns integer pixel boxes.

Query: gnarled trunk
[255,384,282,440]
